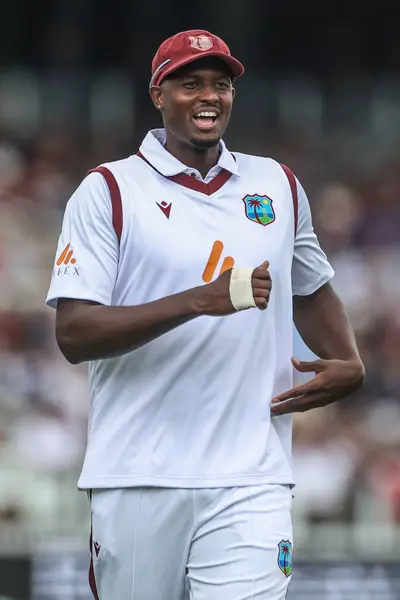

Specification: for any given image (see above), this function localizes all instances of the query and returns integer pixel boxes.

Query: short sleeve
[45,172,119,308]
[291,178,334,296]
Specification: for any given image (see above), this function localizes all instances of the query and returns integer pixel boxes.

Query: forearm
[293,282,361,362]
[56,289,202,364]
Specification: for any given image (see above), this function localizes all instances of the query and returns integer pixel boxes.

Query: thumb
[257,260,270,270]
[291,357,324,373]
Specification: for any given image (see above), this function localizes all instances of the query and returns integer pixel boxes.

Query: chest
[119,167,295,287]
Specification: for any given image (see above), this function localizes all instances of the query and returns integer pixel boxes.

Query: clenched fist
[193,261,272,316]
[251,261,272,310]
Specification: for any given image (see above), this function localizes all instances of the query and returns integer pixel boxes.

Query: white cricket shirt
[46,129,334,489]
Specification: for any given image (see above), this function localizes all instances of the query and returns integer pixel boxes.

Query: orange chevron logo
[56,243,77,266]
[202,241,235,283]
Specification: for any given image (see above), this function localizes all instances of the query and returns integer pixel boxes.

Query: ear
[232,86,236,100]
[150,86,163,110]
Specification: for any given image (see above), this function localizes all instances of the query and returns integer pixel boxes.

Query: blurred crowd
[291,149,400,528]
[0,103,399,545]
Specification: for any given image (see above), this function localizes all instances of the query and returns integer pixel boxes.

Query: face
[151,58,235,150]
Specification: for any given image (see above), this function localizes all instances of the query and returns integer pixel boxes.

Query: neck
[164,132,221,179]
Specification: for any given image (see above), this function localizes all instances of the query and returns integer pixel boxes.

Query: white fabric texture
[90,483,293,600]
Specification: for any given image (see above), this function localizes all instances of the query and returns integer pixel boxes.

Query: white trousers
[89,483,293,600]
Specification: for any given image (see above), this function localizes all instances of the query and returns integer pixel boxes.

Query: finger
[291,357,325,373]
[256,260,269,270]
[253,289,270,301]
[271,380,320,403]
[252,279,272,290]
[254,297,268,310]
[252,269,271,281]
[271,393,328,416]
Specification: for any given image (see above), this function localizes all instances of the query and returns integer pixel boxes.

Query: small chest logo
[243,194,275,226]
[156,201,172,219]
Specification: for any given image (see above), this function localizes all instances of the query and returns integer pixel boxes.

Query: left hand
[271,357,365,416]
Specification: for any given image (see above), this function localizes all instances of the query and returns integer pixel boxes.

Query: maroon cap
[150,29,245,87]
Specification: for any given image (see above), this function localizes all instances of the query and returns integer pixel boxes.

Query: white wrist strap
[229,267,256,311]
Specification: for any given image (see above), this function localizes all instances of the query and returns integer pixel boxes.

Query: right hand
[195,261,272,316]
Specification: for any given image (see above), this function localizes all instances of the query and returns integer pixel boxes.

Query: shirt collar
[138,129,240,178]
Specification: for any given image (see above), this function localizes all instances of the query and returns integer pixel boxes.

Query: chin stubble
[189,135,221,150]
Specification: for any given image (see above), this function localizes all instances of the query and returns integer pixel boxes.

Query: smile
[192,110,219,131]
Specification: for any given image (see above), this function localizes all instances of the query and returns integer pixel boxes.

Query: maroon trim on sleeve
[280,164,298,235]
[88,167,123,242]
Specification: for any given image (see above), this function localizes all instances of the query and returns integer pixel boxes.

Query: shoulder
[64,168,116,221]
[232,151,287,177]
[232,150,278,165]
[232,151,302,199]
[96,154,145,179]
[79,154,140,207]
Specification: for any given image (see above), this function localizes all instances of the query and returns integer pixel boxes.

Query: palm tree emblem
[282,544,290,575]
[278,540,292,577]
[243,195,275,226]
[248,198,264,224]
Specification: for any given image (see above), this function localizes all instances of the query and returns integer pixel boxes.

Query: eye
[216,81,231,90]
[182,81,198,90]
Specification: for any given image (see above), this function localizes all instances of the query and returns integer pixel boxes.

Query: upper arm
[55,298,101,336]
[46,172,119,309]
[291,178,334,296]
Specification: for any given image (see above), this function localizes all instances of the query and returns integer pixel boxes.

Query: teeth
[195,111,217,118]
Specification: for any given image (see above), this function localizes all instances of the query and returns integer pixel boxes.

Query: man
[46,29,365,600]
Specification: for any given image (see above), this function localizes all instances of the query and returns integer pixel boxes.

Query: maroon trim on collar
[136,151,233,196]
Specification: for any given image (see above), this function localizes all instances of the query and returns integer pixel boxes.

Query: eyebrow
[177,71,231,81]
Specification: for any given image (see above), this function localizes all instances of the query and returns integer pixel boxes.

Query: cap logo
[188,35,214,51]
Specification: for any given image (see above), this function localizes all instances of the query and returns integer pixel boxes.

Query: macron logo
[94,541,101,557]
[156,201,172,219]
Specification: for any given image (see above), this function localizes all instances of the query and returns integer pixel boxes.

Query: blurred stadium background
[0,1,399,598]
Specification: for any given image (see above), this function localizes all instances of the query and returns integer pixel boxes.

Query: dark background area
[2,0,400,75]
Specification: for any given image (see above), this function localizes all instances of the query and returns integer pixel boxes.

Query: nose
[199,85,219,103]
